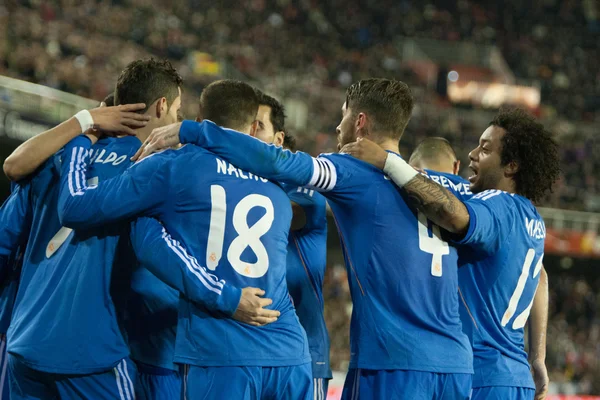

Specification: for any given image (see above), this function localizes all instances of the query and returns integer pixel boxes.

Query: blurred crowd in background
[1,0,599,394]
[1,0,599,212]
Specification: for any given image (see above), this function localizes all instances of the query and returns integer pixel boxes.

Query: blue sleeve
[130,218,242,316]
[0,182,32,258]
[454,190,515,255]
[180,120,346,192]
[58,136,169,229]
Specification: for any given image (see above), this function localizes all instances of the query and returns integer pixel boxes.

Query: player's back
[152,145,310,367]
[320,153,472,373]
[283,184,331,379]
[8,136,140,374]
[456,190,545,389]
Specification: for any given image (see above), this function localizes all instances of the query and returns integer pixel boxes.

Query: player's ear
[249,120,260,137]
[356,112,368,138]
[273,131,285,147]
[154,97,167,119]
[504,160,519,178]
[453,160,460,175]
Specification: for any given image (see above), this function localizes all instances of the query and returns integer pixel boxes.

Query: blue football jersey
[0,183,31,334]
[284,184,331,379]
[455,190,545,389]
[177,120,473,373]
[7,136,143,374]
[57,139,310,367]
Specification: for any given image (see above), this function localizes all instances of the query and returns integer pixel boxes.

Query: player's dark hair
[102,92,115,107]
[283,133,297,151]
[199,80,259,131]
[490,108,560,203]
[257,92,286,133]
[115,58,182,113]
[409,137,457,165]
[345,79,414,140]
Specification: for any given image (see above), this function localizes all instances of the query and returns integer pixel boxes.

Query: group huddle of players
[0,58,561,400]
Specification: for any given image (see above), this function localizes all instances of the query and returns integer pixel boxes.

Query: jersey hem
[348,362,473,374]
[7,350,128,375]
[173,355,312,367]
[471,382,536,389]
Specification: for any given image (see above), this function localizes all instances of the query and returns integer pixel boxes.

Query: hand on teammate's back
[340,137,389,170]
[233,288,280,327]
[131,122,183,161]
[531,360,549,400]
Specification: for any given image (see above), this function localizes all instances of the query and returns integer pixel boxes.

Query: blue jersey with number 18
[455,190,545,389]
[57,139,310,368]
[176,120,473,374]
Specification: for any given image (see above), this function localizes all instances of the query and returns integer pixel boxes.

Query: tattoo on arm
[403,174,470,234]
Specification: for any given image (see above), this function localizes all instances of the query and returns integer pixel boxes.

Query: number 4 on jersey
[206,185,274,278]
[417,211,449,277]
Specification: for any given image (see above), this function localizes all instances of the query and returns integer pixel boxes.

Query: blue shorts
[471,386,535,400]
[135,362,181,400]
[182,363,312,400]
[312,378,329,400]
[1,335,8,400]
[342,369,472,400]
[8,355,137,400]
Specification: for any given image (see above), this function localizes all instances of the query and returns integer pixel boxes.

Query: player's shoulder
[469,190,538,217]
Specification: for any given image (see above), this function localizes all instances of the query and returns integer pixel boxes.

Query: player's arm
[0,182,32,268]
[3,105,149,181]
[528,266,549,400]
[57,135,168,230]
[130,218,279,326]
[341,138,470,235]
[134,121,340,191]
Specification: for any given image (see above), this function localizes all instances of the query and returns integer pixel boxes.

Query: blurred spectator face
[467,125,506,193]
[254,105,284,146]
[336,102,358,151]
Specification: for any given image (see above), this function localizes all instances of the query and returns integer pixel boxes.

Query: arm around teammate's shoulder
[3,104,149,182]
[57,135,169,229]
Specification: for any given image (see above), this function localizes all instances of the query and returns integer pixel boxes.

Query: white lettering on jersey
[525,217,546,240]
[89,149,128,166]
[428,174,472,196]
[215,158,268,182]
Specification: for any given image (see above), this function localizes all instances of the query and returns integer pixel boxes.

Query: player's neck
[134,125,156,144]
[495,178,517,195]
[376,138,400,155]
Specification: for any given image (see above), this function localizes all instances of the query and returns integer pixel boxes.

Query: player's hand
[233,287,280,327]
[339,137,388,170]
[531,359,549,400]
[88,103,150,137]
[132,122,183,161]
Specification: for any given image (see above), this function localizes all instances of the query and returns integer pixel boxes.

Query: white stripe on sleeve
[161,228,224,294]
[308,157,337,191]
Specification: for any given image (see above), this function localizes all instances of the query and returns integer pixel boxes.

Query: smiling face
[467,125,507,193]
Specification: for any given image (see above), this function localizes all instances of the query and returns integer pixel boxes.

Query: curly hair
[490,108,560,203]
